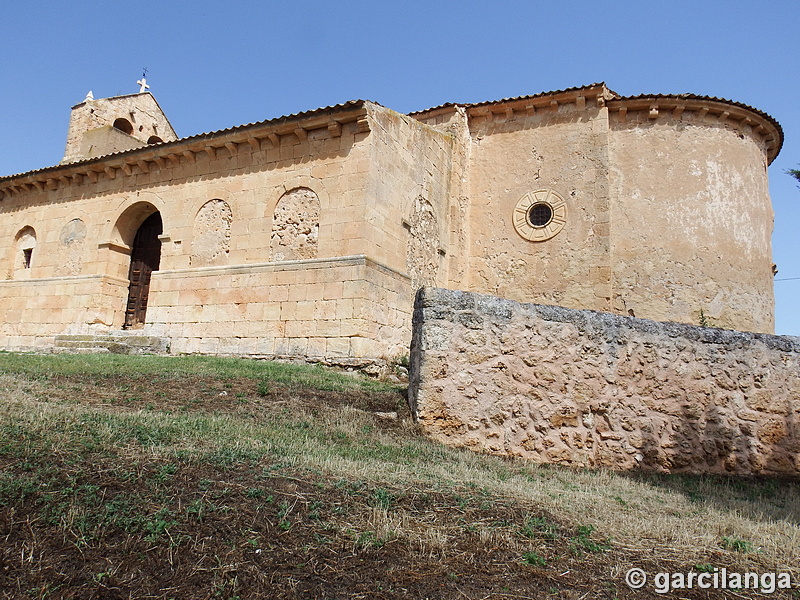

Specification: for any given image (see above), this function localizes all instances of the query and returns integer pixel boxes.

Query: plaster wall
[608,112,774,333]
[409,287,800,475]
[465,102,612,312]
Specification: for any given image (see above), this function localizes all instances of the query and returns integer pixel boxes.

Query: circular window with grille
[512,189,567,242]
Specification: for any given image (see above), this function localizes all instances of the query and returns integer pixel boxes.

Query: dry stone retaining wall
[409,287,800,475]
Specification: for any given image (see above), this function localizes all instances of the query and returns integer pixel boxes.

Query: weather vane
[137,68,150,93]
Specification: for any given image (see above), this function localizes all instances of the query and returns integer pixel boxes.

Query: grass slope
[0,353,798,599]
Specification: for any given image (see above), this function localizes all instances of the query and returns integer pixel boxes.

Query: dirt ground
[0,372,795,599]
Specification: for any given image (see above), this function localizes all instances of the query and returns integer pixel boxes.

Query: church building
[0,82,782,358]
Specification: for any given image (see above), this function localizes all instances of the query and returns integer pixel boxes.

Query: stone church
[0,82,782,358]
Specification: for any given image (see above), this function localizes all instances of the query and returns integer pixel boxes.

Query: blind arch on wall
[270,187,320,261]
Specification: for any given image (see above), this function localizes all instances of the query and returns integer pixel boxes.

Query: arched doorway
[123,212,162,329]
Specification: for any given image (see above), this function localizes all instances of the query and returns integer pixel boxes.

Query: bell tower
[61,80,177,164]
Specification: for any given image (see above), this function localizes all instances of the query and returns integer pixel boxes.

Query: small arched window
[112,118,134,135]
[14,226,36,272]
[147,135,163,145]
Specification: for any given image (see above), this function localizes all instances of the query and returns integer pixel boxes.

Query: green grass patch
[0,353,396,393]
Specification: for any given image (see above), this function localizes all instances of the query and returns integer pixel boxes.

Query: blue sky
[2,0,798,334]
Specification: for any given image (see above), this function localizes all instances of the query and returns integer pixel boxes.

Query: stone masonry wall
[0,275,129,349]
[409,287,800,475]
[145,255,411,359]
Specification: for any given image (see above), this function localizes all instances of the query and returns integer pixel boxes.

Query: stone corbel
[225,142,238,157]
[268,132,280,147]
[294,127,308,142]
[328,121,342,137]
[98,241,131,255]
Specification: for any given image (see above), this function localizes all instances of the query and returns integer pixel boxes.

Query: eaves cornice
[410,83,618,121]
[609,94,783,164]
[0,100,370,200]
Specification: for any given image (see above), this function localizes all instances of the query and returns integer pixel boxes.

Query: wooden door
[123,212,162,329]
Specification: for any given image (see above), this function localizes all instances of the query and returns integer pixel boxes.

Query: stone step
[53,333,170,355]
[52,346,112,354]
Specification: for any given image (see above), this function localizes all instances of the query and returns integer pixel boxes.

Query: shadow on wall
[408,287,800,478]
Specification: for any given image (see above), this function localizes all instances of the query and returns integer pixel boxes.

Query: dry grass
[1,354,799,598]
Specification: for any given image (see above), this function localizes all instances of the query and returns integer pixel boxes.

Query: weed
[695,563,715,573]
[570,525,611,555]
[277,500,293,530]
[522,551,546,566]
[698,308,716,328]
[143,507,177,542]
[152,463,178,483]
[309,500,324,520]
[355,530,388,548]
[722,536,755,553]
[187,499,216,522]
[371,487,393,510]
[521,515,555,540]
